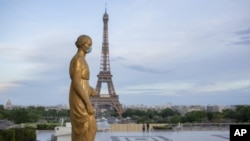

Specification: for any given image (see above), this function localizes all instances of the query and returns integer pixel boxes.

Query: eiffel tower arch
[91,8,123,117]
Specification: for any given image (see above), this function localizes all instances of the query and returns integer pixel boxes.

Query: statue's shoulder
[70,55,83,67]
[72,54,83,61]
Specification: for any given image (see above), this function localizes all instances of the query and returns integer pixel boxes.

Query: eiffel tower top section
[95,8,117,97]
[100,8,110,72]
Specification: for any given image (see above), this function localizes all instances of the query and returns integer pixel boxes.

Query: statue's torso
[69,55,90,81]
[69,55,90,95]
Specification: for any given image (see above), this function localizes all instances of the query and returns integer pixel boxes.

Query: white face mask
[86,47,92,53]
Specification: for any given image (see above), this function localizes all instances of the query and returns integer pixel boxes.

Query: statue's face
[85,39,92,48]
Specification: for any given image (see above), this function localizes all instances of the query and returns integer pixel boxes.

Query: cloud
[193,80,250,93]
[0,82,22,92]
[111,56,127,62]
[236,28,250,35]
[119,79,250,97]
[126,64,171,74]
[233,27,250,45]
[0,78,70,105]
[233,38,250,45]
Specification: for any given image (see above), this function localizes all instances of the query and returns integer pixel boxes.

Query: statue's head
[75,35,92,53]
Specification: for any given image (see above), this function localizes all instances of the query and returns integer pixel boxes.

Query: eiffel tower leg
[95,80,102,96]
[107,80,116,96]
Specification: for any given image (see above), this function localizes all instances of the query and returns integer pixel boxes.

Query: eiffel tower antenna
[105,3,107,12]
[91,8,123,117]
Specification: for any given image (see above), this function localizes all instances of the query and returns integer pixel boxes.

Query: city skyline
[3,98,245,108]
[1,0,250,106]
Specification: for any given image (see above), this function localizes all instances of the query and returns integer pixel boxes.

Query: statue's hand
[89,87,97,96]
[87,105,95,115]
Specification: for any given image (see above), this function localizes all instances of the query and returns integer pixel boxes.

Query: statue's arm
[89,86,97,96]
[71,59,93,112]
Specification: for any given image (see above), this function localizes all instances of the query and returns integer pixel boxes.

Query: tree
[122,108,135,118]
[160,108,178,119]
[207,112,223,122]
[146,109,158,120]
[222,109,237,120]
[122,109,147,118]
[11,108,32,124]
[185,111,207,122]
[170,115,181,123]
[235,105,250,122]
[0,105,4,120]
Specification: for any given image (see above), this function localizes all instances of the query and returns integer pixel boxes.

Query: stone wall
[109,123,167,132]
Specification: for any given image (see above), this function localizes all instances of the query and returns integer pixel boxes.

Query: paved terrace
[96,131,229,141]
[37,130,229,141]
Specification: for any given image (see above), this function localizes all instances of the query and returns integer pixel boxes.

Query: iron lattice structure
[91,9,123,116]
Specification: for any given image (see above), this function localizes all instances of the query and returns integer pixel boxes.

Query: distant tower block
[91,8,123,116]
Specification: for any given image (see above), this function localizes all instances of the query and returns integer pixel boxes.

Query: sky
[1,0,250,106]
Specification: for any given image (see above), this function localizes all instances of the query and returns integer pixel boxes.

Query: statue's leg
[85,115,97,141]
[72,132,84,141]
[72,121,88,141]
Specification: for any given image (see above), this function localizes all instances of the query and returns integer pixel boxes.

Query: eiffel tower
[91,9,123,117]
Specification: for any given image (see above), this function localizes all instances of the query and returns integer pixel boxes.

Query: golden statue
[69,35,97,141]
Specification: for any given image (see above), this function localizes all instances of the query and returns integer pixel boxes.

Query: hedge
[37,124,57,130]
[0,128,36,141]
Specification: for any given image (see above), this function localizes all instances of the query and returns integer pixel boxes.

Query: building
[206,105,224,112]
[5,99,12,110]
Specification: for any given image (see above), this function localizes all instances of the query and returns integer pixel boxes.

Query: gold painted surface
[69,35,97,141]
